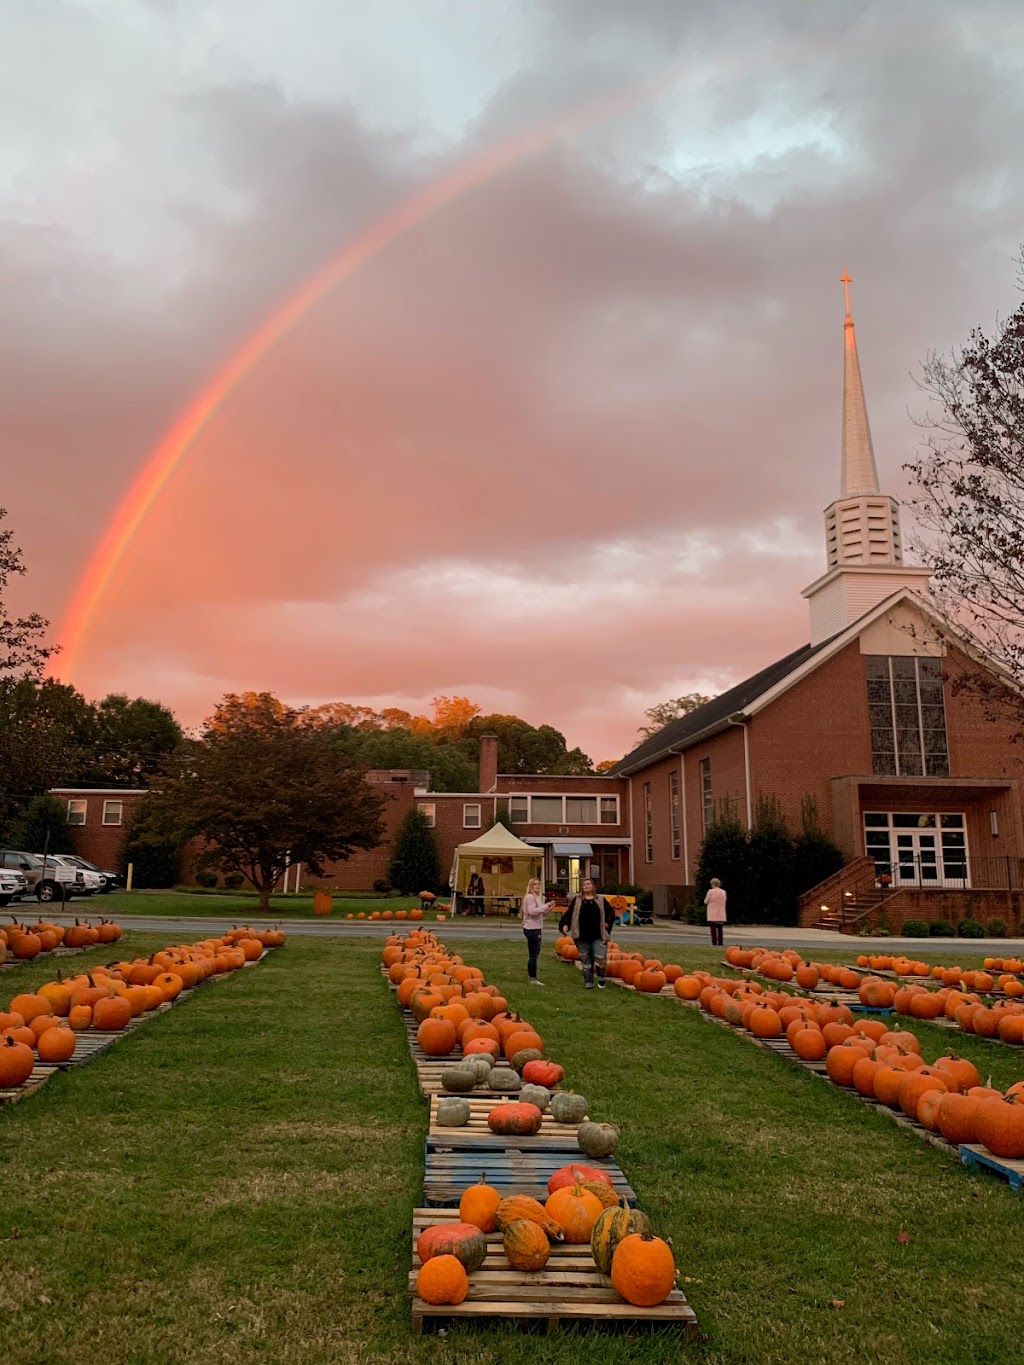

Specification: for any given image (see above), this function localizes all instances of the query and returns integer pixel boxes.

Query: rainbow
[56,21,929,681]
[57,74,679,680]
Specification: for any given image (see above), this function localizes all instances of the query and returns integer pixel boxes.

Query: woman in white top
[704,878,727,948]
[520,877,552,985]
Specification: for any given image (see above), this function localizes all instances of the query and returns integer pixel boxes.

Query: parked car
[0,850,85,902]
[38,854,104,896]
[64,855,124,893]
[0,867,29,907]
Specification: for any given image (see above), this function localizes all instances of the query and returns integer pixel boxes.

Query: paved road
[34,910,1024,953]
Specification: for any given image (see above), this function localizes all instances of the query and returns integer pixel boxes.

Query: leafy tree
[388,806,441,895]
[638,693,714,739]
[90,694,182,785]
[157,693,385,909]
[905,274,1024,723]
[746,796,797,926]
[466,715,592,775]
[0,508,54,679]
[332,725,478,793]
[120,800,183,889]
[694,811,750,922]
[793,796,845,895]
[11,794,77,856]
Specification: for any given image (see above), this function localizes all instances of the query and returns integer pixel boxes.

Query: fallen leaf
[37,1296,52,1306]
[828,1299,846,1310]
[898,1232,911,1245]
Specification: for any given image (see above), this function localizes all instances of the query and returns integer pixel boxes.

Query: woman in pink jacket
[520,878,553,985]
[704,878,727,948]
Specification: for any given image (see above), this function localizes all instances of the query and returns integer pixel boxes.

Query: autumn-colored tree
[157,693,385,909]
[427,695,482,738]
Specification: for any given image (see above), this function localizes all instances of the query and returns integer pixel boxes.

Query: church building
[609,277,1024,931]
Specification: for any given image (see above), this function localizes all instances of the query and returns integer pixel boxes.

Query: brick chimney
[478,734,498,794]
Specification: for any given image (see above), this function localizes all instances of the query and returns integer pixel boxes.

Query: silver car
[0,868,28,907]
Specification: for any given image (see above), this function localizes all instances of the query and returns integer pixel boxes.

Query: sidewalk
[631,919,1024,953]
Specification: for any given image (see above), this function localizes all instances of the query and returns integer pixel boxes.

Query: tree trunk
[256,879,273,912]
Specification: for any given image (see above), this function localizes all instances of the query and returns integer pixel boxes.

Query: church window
[866,656,948,777]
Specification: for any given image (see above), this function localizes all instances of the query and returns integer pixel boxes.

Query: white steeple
[802,273,930,645]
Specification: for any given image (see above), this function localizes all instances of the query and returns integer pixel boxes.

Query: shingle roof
[609,637,833,775]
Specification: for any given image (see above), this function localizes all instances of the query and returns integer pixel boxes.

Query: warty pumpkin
[509,1047,544,1075]
[577,1121,619,1159]
[459,1173,502,1232]
[487,1102,543,1136]
[610,1229,677,1306]
[415,1254,469,1305]
[521,1059,564,1088]
[486,1066,521,1092]
[502,1218,550,1271]
[494,1196,563,1241]
[547,1163,613,1195]
[417,1222,487,1273]
[591,1199,654,1276]
[549,1092,588,1125]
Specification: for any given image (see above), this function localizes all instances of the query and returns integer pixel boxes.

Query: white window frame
[67,799,87,826]
[507,794,620,825]
[463,802,482,829]
[417,802,436,828]
[102,800,123,826]
[700,758,712,834]
[509,796,528,825]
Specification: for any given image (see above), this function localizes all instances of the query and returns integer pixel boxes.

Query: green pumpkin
[510,1047,544,1075]
[487,1066,521,1092]
[549,1092,588,1125]
[441,1067,477,1094]
[577,1120,619,1159]
[436,1097,471,1126]
[519,1083,551,1112]
[460,1053,493,1079]
[590,1201,653,1276]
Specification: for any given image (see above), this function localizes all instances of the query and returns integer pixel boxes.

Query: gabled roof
[610,586,1022,778]
[609,638,833,776]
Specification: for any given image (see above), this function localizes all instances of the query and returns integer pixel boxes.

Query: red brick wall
[50,790,147,870]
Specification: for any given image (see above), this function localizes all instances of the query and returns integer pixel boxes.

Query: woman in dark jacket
[558,879,616,989]
[464,872,485,916]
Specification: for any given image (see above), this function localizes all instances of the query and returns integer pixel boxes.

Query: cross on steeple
[840,270,852,317]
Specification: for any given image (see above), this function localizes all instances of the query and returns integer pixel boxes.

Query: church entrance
[863,812,969,887]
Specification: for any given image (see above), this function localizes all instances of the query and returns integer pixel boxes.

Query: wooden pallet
[959,1143,1024,1193]
[0,1065,56,1108]
[409,1208,696,1336]
[423,1145,635,1206]
[427,1095,586,1145]
[0,945,92,973]
[402,1017,565,1099]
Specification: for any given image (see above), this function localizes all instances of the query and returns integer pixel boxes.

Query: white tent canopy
[449,822,544,909]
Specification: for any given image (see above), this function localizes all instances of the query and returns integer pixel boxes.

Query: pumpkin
[519,1083,551,1112]
[582,1178,620,1210]
[522,1059,564,1088]
[503,1029,544,1063]
[544,1176,603,1244]
[0,1034,35,1088]
[577,1121,619,1160]
[509,1047,544,1075]
[417,1018,458,1056]
[591,1199,654,1276]
[936,1092,982,1145]
[68,1004,93,1031]
[436,1097,471,1127]
[975,1094,1024,1159]
[898,1067,950,1121]
[415,1254,469,1305]
[549,1092,588,1125]
[312,891,332,916]
[488,1101,543,1136]
[460,1173,502,1232]
[494,1196,564,1241]
[610,1229,677,1306]
[547,1163,613,1195]
[635,970,667,994]
[441,1067,478,1094]
[417,1222,487,1273]
[503,1218,550,1270]
[462,1037,500,1060]
[487,1067,521,1092]
[460,1054,494,1080]
[792,1028,827,1061]
[933,1053,981,1094]
[8,993,50,1024]
[92,995,133,1031]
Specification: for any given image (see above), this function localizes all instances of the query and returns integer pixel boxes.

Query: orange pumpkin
[610,1229,677,1306]
[544,1177,604,1244]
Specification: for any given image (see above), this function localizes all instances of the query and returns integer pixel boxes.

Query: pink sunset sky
[4,1,1024,764]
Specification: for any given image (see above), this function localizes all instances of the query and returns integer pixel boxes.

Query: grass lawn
[68,890,437,919]
[1,934,1022,1363]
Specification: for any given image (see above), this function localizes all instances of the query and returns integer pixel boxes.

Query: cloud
[3,0,1024,762]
